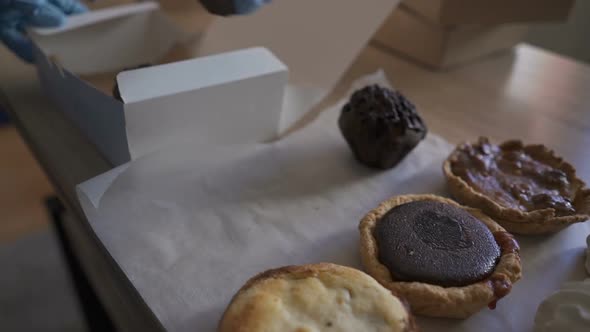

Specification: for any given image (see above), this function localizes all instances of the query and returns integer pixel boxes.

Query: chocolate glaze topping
[375,201,501,287]
[451,137,577,216]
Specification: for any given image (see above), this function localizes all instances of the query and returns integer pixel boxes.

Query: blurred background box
[374,6,529,69]
[405,0,574,25]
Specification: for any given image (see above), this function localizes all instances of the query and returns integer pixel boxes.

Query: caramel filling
[487,231,519,309]
[451,138,576,216]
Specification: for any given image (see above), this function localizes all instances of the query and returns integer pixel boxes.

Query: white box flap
[117,47,287,103]
[120,47,288,159]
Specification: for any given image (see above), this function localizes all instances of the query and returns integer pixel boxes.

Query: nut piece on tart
[359,194,522,319]
[444,137,590,235]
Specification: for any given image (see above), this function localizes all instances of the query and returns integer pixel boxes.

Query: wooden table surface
[2,40,590,331]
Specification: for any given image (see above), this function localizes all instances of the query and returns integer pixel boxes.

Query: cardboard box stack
[374,0,575,69]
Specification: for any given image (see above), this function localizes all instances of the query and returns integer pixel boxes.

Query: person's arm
[199,0,270,16]
[0,0,87,62]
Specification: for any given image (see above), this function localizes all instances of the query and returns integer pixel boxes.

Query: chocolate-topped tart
[444,137,590,235]
[360,194,522,318]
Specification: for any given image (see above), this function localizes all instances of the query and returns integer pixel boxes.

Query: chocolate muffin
[338,85,427,169]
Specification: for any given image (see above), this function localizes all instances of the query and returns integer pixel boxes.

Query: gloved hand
[200,0,270,16]
[233,0,270,14]
[0,0,87,62]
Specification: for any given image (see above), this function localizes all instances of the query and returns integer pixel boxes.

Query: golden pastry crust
[359,194,522,319]
[218,263,418,332]
[443,139,590,235]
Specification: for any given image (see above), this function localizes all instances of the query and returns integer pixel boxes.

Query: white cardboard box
[31,3,288,165]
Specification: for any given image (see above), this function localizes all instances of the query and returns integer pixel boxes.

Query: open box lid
[32,2,160,36]
[29,2,189,75]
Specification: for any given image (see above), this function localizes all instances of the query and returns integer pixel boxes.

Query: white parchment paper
[77,73,590,332]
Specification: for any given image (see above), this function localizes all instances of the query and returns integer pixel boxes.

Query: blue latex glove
[0,0,87,62]
[233,0,270,15]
